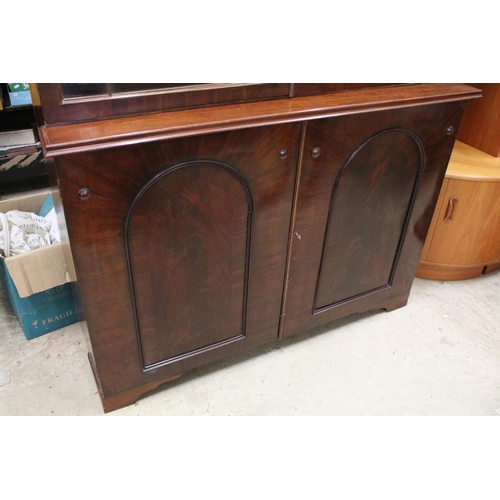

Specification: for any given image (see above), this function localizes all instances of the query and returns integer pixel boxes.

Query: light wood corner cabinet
[417,83,500,281]
[32,83,480,412]
[417,141,500,280]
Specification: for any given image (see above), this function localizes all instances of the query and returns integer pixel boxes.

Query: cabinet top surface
[38,83,481,157]
[447,141,500,181]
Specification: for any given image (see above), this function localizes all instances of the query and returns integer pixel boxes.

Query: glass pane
[110,83,203,94]
[61,83,108,98]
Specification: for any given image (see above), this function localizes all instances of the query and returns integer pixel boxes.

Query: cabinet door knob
[444,197,458,222]
[78,188,92,200]
[279,149,287,160]
[311,147,321,158]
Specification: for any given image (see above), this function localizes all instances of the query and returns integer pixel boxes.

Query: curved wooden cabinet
[417,141,500,280]
[34,84,480,411]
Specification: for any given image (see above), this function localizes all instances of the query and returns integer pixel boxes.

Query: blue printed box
[7,83,32,106]
[0,190,78,340]
[0,260,77,339]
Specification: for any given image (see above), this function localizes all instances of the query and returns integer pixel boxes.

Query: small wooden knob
[312,147,321,158]
[78,188,91,200]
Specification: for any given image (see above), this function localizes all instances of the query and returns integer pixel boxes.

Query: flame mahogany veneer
[34,84,480,412]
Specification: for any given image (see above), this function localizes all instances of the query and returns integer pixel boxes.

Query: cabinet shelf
[0,96,48,195]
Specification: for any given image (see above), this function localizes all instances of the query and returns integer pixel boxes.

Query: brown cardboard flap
[3,242,76,298]
[0,191,48,214]
[1,189,77,297]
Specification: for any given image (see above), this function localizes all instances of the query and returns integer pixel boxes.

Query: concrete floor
[0,273,499,416]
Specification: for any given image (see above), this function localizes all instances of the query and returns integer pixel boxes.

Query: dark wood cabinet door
[281,102,466,338]
[126,160,253,369]
[52,123,301,398]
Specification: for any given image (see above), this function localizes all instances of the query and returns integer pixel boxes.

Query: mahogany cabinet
[33,84,480,412]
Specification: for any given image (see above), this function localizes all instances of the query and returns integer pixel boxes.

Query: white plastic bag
[0,210,52,258]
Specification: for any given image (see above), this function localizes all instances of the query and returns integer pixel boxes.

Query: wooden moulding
[418,260,500,282]
[39,84,481,157]
[416,261,488,281]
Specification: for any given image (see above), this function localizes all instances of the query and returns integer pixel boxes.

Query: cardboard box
[7,83,32,106]
[0,190,78,339]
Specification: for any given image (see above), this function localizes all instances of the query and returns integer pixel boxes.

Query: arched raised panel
[314,129,424,311]
[126,161,252,369]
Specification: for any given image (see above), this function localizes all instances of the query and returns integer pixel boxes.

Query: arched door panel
[315,130,423,310]
[127,161,252,368]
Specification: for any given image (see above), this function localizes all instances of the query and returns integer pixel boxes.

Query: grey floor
[0,273,499,416]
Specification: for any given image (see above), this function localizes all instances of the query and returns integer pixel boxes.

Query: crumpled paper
[0,210,52,258]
